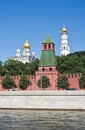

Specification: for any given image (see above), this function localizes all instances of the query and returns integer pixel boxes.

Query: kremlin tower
[60,27,70,56]
[36,35,59,89]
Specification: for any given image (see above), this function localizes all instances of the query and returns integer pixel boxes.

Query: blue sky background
[0,0,85,62]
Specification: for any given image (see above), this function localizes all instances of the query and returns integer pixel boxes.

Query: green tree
[2,75,16,89]
[4,58,39,76]
[19,74,29,90]
[4,59,25,76]
[37,75,50,89]
[0,61,6,76]
[0,66,6,76]
[56,55,83,74]
[57,75,70,90]
[24,62,30,75]
[80,56,85,72]
[79,73,85,89]
[68,51,85,57]
[29,58,40,75]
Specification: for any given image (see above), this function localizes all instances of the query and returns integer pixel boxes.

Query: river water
[0,110,85,130]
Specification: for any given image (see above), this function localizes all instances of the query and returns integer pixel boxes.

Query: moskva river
[0,110,85,130]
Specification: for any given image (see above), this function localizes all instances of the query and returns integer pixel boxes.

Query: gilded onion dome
[23,40,30,49]
[61,27,67,34]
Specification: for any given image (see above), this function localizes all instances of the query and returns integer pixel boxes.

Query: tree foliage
[0,51,85,76]
[0,61,6,76]
[68,51,85,57]
[4,59,25,76]
[3,58,40,76]
[2,75,16,89]
[23,58,40,75]
[0,66,6,76]
[57,75,70,89]
[56,54,84,74]
[79,73,85,89]
[37,76,50,89]
[19,74,29,90]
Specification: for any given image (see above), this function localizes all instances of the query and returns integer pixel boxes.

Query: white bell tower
[60,27,70,56]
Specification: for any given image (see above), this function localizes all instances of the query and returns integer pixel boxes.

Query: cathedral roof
[23,40,30,49]
[16,49,20,53]
[43,35,53,43]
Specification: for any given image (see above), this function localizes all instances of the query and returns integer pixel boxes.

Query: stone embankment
[0,90,85,110]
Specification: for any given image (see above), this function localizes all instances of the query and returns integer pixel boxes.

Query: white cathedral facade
[60,27,70,56]
[8,40,36,63]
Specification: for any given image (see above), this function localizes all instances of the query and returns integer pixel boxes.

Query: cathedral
[7,40,36,63]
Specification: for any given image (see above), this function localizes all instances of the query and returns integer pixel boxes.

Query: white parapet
[0,90,85,110]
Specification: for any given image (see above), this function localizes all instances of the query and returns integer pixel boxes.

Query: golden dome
[23,40,30,49]
[61,27,67,34]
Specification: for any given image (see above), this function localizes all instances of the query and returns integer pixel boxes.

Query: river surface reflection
[0,110,85,130]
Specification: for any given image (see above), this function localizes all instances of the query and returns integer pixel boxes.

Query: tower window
[53,44,54,49]
[44,44,46,49]
[48,44,51,49]
[42,68,45,71]
[66,46,68,50]
[49,68,52,71]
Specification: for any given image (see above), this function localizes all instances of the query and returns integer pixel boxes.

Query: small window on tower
[49,68,52,71]
[44,44,46,49]
[53,44,55,49]
[42,68,45,71]
[66,46,68,50]
[48,44,51,49]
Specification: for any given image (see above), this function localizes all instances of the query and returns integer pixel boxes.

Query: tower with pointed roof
[36,35,59,89]
[60,27,70,56]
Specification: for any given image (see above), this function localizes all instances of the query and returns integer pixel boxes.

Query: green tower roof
[39,50,56,67]
[43,35,53,43]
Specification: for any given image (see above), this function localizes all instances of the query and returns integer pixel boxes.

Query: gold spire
[23,40,30,49]
[61,27,67,34]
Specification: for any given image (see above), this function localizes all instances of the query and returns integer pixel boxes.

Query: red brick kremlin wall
[0,73,81,91]
[61,73,81,90]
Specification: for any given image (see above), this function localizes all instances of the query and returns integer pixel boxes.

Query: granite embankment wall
[0,91,85,110]
[0,90,85,110]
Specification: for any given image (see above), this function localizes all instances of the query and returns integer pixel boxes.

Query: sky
[0,0,85,62]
